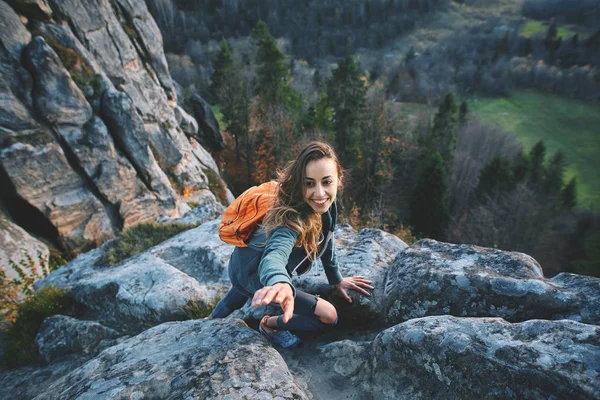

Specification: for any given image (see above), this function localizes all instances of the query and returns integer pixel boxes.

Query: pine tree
[513,152,530,183]
[410,151,450,239]
[476,155,515,200]
[327,56,367,165]
[529,140,546,185]
[427,93,458,169]
[252,20,289,105]
[209,39,233,103]
[561,177,577,210]
[543,151,565,195]
[313,91,334,134]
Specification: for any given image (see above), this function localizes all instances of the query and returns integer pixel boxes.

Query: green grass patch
[470,90,600,209]
[520,20,577,39]
[2,286,75,368]
[97,222,197,266]
[182,296,222,320]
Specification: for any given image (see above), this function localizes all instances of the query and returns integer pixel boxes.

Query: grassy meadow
[520,20,578,39]
[470,90,600,209]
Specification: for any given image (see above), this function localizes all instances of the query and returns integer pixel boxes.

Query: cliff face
[0,0,228,258]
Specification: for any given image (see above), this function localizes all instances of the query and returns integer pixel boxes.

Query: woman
[211,141,373,348]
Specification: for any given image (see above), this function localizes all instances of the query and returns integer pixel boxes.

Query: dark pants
[211,270,336,331]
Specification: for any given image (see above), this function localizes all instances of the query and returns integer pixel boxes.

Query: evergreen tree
[327,56,367,165]
[427,93,458,169]
[410,151,450,239]
[476,155,515,200]
[513,152,530,183]
[218,56,251,181]
[252,20,289,105]
[209,39,233,103]
[543,151,565,195]
[529,140,546,185]
[561,177,577,210]
[313,91,334,134]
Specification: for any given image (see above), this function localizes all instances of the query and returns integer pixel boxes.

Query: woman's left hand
[335,276,374,303]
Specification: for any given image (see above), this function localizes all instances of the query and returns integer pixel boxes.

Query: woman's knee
[315,299,338,325]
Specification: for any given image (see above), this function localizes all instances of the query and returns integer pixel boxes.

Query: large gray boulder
[150,219,233,285]
[35,219,235,334]
[35,245,226,334]
[36,315,124,364]
[35,319,309,399]
[370,316,600,399]
[384,239,600,325]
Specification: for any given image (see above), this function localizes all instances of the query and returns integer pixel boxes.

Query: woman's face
[303,158,338,214]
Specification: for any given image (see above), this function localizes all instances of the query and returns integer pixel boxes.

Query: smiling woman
[210,141,374,348]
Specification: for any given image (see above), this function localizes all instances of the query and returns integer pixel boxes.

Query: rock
[190,93,226,150]
[549,272,600,325]
[0,354,89,400]
[35,246,226,334]
[0,1,31,61]
[24,36,92,126]
[0,208,49,301]
[34,319,310,399]
[100,88,179,213]
[113,0,175,101]
[161,196,226,226]
[4,0,53,20]
[317,339,373,388]
[0,142,114,251]
[1,0,230,256]
[150,219,233,285]
[57,117,164,231]
[36,315,123,364]
[384,239,599,325]
[174,105,199,135]
[370,316,600,399]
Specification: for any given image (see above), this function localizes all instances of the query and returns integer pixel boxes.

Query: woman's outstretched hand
[336,276,374,303]
[251,283,295,323]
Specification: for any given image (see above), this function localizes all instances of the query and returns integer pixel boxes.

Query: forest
[145,0,600,278]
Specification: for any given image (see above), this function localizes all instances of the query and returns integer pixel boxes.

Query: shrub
[204,168,229,206]
[182,297,222,320]
[97,222,197,266]
[2,286,74,368]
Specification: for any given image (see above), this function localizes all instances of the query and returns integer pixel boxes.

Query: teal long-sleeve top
[228,201,344,297]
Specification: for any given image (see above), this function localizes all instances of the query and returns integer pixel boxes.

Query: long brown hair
[262,141,344,258]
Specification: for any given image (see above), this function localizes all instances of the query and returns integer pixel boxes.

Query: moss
[203,167,228,206]
[35,33,97,93]
[96,222,197,266]
[182,297,222,320]
[1,286,75,368]
[187,202,200,209]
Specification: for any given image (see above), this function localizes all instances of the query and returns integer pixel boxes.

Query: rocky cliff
[0,217,598,399]
[0,0,229,262]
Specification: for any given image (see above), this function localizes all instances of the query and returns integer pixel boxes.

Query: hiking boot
[259,316,301,348]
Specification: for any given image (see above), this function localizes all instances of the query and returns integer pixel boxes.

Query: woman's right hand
[252,283,295,323]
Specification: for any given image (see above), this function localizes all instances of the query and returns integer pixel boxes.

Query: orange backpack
[218,181,279,247]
